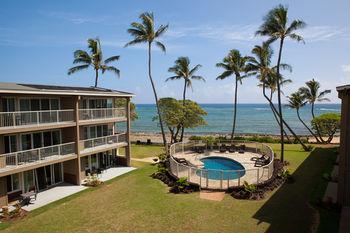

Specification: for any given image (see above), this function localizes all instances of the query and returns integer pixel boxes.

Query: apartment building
[0,82,133,206]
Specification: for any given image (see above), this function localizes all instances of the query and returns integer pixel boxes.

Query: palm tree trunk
[276,38,285,161]
[94,69,99,87]
[231,77,239,140]
[147,42,167,147]
[269,91,291,142]
[179,80,187,142]
[311,103,326,143]
[296,108,320,143]
[263,84,308,150]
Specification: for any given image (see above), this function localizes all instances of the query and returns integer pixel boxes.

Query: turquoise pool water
[198,156,246,180]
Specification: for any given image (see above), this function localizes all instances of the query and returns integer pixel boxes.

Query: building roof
[0,82,134,97]
[337,85,350,92]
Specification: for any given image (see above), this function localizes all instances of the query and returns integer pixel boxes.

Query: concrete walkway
[131,157,157,163]
[22,166,136,211]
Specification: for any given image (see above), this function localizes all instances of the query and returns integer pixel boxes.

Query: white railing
[0,142,76,168]
[79,108,126,121]
[0,109,75,128]
[80,133,127,150]
[169,140,274,190]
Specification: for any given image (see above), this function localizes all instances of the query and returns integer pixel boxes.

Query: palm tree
[68,38,120,87]
[299,79,331,143]
[256,4,306,161]
[247,43,308,151]
[216,50,250,139]
[125,12,168,147]
[286,91,320,142]
[166,56,205,141]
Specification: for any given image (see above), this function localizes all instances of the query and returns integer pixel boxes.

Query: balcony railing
[78,108,126,121]
[80,133,127,151]
[0,109,75,128]
[0,142,76,169]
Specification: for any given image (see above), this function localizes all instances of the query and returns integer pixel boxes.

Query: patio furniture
[228,145,236,153]
[238,145,246,154]
[20,190,37,206]
[146,139,152,145]
[219,145,227,153]
[254,155,270,167]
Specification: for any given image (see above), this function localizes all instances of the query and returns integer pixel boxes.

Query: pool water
[197,156,246,180]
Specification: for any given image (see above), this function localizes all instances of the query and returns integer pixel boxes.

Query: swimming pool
[197,156,246,180]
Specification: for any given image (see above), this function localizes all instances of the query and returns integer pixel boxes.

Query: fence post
[206,172,208,188]
[15,153,18,166]
[37,112,40,124]
[227,176,230,189]
[188,167,191,181]
[257,168,260,184]
[220,171,223,189]
[58,145,61,156]
[200,170,202,187]
[38,149,41,161]
[176,163,179,177]
[12,113,16,126]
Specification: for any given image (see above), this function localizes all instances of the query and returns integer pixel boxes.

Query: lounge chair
[254,155,270,167]
[197,147,205,154]
[228,145,236,153]
[219,145,227,153]
[238,145,246,154]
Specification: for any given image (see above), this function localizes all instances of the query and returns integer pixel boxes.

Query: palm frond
[216,70,233,80]
[191,75,205,82]
[104,55,120,64]
[189,64,202,76]
[155,41,166,53]
[102,66,120,77]
[155,24,169,37]
[165,76,182,82]
[68,64,89,75]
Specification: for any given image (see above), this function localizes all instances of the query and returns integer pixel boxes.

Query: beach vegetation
[115,98,138,121]
[155,98,207,143]
[247,43,309,151]
[166,56,205,141]
[299,79,331,143]
[125,12,169,147]
[286,91,321,142]
[216,49,251,140]
[68,38,120,87]
[256,4,306,161]
[311,113,340,144]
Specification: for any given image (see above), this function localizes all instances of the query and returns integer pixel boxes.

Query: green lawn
[129,144,165,159]
[0,144,339,233]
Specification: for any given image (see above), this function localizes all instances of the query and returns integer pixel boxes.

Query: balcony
[0,110,75,134]
[78,108,126,124]
[79,133,127,156]
[0,142,76,175]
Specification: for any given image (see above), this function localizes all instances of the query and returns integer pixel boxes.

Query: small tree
[115,98,138,121]
[311,113,340,143]
[155,98,207,143]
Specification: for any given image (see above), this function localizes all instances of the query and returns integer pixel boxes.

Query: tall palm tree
[256,5,306,161]
[247,43,308,151]
[125,12,168,147]
[68,38,120,87]
[216,50,250,139]
[166,56,205,141]
[286,91,320,142]
[299,79,331,143]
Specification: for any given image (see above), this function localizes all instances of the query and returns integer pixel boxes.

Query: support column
[74,96,82,185]
[125,97,131,166]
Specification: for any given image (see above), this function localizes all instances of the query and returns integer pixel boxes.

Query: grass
[0,144,339,233]
[129,144,165,159]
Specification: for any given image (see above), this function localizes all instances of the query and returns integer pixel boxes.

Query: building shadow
[253,147,337,233]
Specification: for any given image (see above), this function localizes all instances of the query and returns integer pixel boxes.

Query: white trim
[0,90,134,97]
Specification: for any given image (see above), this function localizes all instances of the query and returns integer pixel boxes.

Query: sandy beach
[130,132,340,144]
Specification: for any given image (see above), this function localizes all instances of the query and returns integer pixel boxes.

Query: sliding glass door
[35,163,63,191]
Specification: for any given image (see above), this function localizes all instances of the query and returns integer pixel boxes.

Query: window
[6,174,20,193]
[4,135,17,153]
[23,170,35,192]
[30,99,40,111]
[50,99,59,110]
[20,99,30,111]
[2,98,15,112]
[33,133,42,149]
[21,134,32,150]
[41,99,50,110]
[52,131,60,145]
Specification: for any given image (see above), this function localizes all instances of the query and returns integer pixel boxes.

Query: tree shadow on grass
[253,147,338,233]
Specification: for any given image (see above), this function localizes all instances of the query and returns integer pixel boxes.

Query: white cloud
[342,64,350,73]
[40,11,112,25]
[167,24,350,44]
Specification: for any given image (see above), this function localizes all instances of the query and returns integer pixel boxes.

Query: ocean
[119,103,341,135]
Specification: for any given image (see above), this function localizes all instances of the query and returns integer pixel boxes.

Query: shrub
[243,181,257,194]
[311,113,341,143]
[171,177,190,193]
[85,174,103,187]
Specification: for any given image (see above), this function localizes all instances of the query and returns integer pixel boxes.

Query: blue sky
[1,0,349,104]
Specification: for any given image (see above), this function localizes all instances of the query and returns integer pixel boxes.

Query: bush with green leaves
[311,113,340,143]
[243,181,257,194]
[174,177,190,192]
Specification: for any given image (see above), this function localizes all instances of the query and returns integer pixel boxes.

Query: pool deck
[172,150,272,189]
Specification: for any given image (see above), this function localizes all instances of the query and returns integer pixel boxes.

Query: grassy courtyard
[0,144,339,233]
